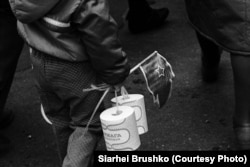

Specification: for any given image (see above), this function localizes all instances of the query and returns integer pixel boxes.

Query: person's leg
[58,63,104,167]
[230,54,250,150]
[0,0,24,154]
[0,2,24,123]
[29,49,73,165]
[43,90,103,167]
[62,92,104,167]
[195,31,222,82]
[126,0,169,34]
[30,49,104,166]
[41,91,73,164]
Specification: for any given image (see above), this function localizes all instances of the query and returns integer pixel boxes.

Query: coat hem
[186,16,250,56]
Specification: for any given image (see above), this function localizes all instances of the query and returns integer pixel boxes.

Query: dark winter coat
[185,0,250,55]
[9,0,130,85]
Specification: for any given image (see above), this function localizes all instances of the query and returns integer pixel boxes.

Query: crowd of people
[1,0,249,166]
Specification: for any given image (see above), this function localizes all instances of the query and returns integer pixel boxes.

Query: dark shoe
[0,110,14,129]
[127,7,169,34]
[234,124,250,150]
[0,134,10,155]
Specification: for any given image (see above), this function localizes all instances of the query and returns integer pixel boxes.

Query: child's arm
[73,0,130,85]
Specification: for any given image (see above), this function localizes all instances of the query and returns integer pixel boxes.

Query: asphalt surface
[0,0,238,166]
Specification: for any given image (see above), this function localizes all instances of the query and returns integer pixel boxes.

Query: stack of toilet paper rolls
[100,90,148,151]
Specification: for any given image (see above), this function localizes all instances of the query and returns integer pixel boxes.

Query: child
[9,0,130,166]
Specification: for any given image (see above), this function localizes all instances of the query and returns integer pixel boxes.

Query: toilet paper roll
[111,94,148,135]
[100,106,141,151]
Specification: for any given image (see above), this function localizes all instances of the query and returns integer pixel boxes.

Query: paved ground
[0,0,238,166]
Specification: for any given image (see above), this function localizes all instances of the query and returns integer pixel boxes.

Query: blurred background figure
[0,0,24,155]
[185,0,250,150]
[126,0,169,34]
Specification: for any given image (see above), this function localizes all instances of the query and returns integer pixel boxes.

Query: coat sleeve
[73,0,130,85]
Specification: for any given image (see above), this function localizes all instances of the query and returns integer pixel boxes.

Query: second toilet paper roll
[111,94,148,135]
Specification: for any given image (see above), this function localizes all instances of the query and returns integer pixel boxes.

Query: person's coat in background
[185,0,250,55]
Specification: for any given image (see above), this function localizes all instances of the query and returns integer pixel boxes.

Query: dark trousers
[30,49,104,167]
[0,2,24,116]
[195,31,221,68]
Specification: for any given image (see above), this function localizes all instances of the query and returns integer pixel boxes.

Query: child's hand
[112,83,123,92]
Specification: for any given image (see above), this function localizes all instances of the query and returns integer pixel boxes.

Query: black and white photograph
[0,0,249,167]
